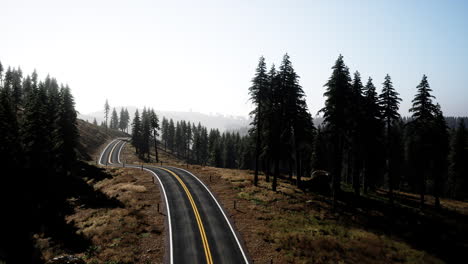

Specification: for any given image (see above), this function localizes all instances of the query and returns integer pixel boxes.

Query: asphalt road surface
[99,138,250,264]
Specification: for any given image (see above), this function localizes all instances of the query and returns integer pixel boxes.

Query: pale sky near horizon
[1,0,467,117]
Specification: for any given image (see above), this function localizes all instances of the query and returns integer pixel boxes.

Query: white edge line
[98,139,118,166]
[169,166,250,264]
[117,141,126,164]
[108,140,120,165]
[141,167,174,264]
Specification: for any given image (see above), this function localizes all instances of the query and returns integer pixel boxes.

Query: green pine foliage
[110,107,119,130]
[0,60,81,263]
[320,54,352,204]
[378,74,402,204]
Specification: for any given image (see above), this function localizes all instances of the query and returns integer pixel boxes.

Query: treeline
[128,108,254,169]
[131,107,160,162]
[159,118,253,169]
[248,54,468,206]
[0,61,79,262]
[99,100,130,132]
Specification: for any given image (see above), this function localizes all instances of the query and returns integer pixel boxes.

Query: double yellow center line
[157,167,213,264]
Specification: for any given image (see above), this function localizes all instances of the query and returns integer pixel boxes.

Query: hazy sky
[1,0,467,117]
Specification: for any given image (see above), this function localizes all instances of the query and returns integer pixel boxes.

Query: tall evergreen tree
[110,107,119,130]
[54,85,78,173]
[248,56,268,186]
[119,108,126,131]
[149,109,160,162]
[11,68,23,113]
[168,119,175,152]
[161,117,169,151]
[378,74,401,205]
[408,75,437,207]
[141,108,151,159]
[320,54,353,205]
[0,82,21,168]
[104,99,110,129]
[349,71,365,196]
[131,110,142,155]
[362,77,383,193]
[278,54,315,188]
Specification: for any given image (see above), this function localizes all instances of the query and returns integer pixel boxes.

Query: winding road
[98,138,250,264]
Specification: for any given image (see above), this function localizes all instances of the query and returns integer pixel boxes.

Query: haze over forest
[2,0,468,118]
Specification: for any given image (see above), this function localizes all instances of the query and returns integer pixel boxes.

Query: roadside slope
[76,119,127,160]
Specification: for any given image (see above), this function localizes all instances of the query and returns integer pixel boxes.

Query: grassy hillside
[76,119,128,160]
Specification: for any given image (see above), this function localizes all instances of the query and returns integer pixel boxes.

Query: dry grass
[58,165,165,264]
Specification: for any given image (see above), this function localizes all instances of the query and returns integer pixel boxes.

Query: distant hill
[79,107,251,133]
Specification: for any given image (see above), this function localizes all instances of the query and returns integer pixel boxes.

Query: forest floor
[130,146,468,264]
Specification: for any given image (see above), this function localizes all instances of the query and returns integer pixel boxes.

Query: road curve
[99,138,250,264]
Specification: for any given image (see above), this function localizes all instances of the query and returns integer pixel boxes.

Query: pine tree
[104,99,110,129]
[124,108,130,133]
[200,126,209,165]
[0,82,21,168]
[141,108,151,159]
[168,119,175,152]
[119,108,125,131]
[320,54,353,205]
[249,56,268,186]
[44,77,61,170]
[131,110,142,155]
[192,123,202,164]
[11,67,23,113]
[93,118,98,126]
[21,84,50,168]
[186,121,192,161]
[347,71,366,196]
[22,75,32,101]
[261,64,279,184]
[54,85,78,173]
[278,54,315,188]
[361,77,383,193]
[149,109,159,162]
[161,117,169,151]
[175,121,183,156]
[110,107,119,130]
[408,75,437,207]
[379,74,401,205]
